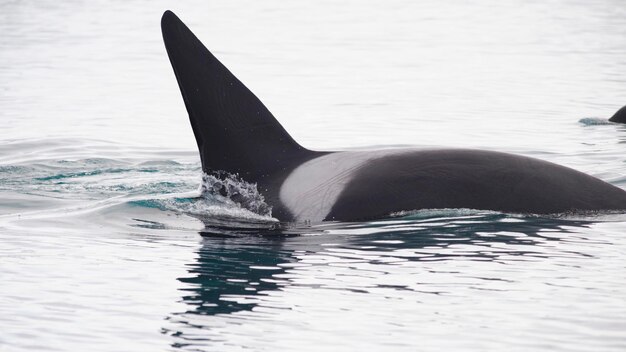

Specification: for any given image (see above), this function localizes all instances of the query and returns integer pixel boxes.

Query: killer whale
[609,105,626,123]
[161,10,626,222]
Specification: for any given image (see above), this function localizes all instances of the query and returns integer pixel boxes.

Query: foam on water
[130,171,280,229]
[199,172,274,218]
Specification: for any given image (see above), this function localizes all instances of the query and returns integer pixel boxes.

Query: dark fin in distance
[609,105,626,124]
[161,10,314,180]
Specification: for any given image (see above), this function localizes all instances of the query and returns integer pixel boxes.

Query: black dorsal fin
[609,105,626,124]
[161,10,313,180]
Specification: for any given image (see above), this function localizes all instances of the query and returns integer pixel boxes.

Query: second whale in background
[609,105,626,123]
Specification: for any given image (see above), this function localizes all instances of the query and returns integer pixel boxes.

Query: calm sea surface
[1,1,626,351]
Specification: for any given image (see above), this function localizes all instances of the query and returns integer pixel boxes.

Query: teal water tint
[1,147,625,352]
[2,0,626,351]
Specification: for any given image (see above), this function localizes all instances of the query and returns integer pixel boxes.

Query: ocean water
[2,1,626,351]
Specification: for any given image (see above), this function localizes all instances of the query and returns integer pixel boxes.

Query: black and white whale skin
[161,10,626,223]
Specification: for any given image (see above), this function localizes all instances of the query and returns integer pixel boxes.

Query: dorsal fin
[609,105,626,124]
[161,10,313,180]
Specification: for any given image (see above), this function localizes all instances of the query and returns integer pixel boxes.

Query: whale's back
[322,149,626,221]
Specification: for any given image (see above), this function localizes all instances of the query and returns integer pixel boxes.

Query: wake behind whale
[161,10,626,223]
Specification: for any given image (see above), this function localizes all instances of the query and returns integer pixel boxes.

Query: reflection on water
[177,235,292,316]
[167,213,601,350]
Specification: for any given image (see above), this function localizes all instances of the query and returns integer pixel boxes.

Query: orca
[161,10,626,222]
[609,105,626,124]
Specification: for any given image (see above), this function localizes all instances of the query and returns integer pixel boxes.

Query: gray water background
[1,0,626,351]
